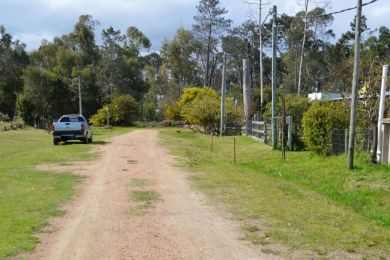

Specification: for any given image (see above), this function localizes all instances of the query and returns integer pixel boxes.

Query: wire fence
[331,128,376,155]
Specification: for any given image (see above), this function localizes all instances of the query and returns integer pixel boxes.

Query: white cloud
[370,5,390,17]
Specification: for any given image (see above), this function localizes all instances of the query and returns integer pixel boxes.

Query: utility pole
[220,53,227,137]
[106,106,110,127]
[243,58,252,135]
[271,5,278,149]
[106,81,113,127]
[78,76,82,115]
[377,65,388,162]
[39,62,43,128]
[347,0,362,170]
[259,0,264,117]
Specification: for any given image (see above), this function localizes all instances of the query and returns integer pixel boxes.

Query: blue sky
[0,0,388,52]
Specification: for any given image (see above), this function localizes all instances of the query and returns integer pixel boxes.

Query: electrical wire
[298,0,379,19]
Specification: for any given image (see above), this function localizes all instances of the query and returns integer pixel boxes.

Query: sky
[0,0,388,53]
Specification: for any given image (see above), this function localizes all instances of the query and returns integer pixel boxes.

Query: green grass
[160,128,390,258]
[129,178,152,188]
[0,126,132,258]
[127,203,154,216]
[131,190,160,202]
[127,179,159,216]
[128,190,160,216]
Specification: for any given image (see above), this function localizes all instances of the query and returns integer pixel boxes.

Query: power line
[272,0,378,19]
[325,0,377,16]
[300,0,379,18]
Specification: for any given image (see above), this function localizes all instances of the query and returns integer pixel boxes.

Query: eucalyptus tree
[282,7,334,93]
[161,28,199,98]
[97,25,151,102]
[192,0,232,87]
[98,26,125,101]
[122,26,151,100]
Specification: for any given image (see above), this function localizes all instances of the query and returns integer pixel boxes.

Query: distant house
[308,91,390,102]
[308,92,344,101]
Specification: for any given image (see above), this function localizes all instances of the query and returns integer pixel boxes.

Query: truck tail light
[81,123,85,133]
[52,124,55,131]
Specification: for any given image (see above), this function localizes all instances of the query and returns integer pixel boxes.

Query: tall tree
[282,7,334,93]
[161,28,199,98]
[297,0,309,96]
[70,15,100,67]
[97,25,151,101]
[192,0,231,87]
[98,26,125,101]
[0,26,29,117]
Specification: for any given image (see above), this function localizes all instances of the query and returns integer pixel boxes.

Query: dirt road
[28,129,265,259]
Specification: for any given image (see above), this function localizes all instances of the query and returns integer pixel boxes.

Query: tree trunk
[205,25,212,86]
[297,0,309,96]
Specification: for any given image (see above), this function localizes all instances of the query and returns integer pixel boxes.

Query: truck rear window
[59,116,85,122]
[59,117,70,122]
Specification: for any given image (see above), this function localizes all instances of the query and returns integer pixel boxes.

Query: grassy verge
[0,126,132,258]
[160,128,390,258]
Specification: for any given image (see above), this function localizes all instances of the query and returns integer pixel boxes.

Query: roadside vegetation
[0,127,132,258]
[0,113,25,132]
[160,128,390,258]
[164,87,243,134]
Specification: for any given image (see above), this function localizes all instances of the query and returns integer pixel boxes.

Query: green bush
[111,95,139,125]
[90,95,139,127]
[90,106,109,127]
[225,98,244,128]
[182,93,220,134]
[16,93,36,125]
[164,102,182,121]
[302,101,349,155]
[176,87,243,134]
[164,87,218,121]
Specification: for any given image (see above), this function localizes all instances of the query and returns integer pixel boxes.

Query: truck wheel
[53,139,59,146]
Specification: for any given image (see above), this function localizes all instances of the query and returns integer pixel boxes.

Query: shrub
[90,95,139,127]
[90,106,109,127]
[164,102,182,121]
[302,101,349,155]
[0,118,25,132]
[16,93,36,125]
[263,94,310,122]
[164,87,243,134]
[164,87,218,121]
[111,95,139,125]
[182,94,220,134]
[225,98,244,128]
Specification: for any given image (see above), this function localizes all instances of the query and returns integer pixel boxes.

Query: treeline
[1,0,389,127]
[1,15,152,126]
